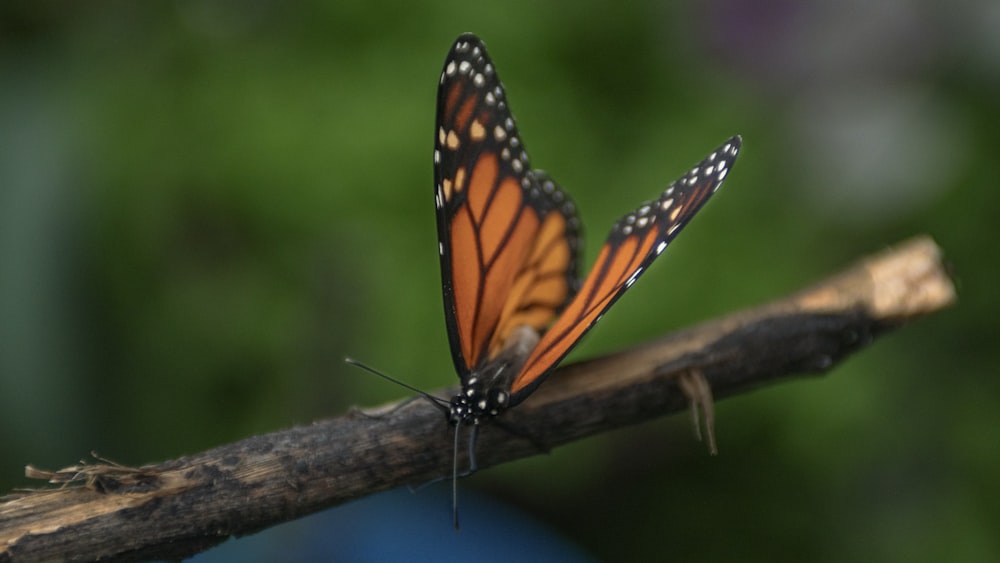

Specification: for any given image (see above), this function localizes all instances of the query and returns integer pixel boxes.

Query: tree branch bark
[0,236,956,562]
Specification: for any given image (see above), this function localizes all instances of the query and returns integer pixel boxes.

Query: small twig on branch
[0,236,956,562]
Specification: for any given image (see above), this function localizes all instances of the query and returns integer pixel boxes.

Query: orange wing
[434,34,581,378]
[508,136,742,402]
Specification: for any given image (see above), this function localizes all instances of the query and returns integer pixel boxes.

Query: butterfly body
[446,324,540,426]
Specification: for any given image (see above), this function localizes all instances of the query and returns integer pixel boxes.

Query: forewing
[435,34,581,377]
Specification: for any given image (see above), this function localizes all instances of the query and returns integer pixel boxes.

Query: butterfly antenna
[344,357,450,413]
[452,422,462,530]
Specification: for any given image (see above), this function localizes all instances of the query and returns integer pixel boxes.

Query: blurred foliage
[1,0,998,561]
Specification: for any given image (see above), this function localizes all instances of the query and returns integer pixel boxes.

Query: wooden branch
[0,236,956,562]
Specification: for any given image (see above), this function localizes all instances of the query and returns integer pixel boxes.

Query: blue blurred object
[190,486,595,562]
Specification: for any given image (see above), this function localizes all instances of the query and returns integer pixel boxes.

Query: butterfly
[435,34,739,428]
[429,33,740,525]
[351,33,740,529]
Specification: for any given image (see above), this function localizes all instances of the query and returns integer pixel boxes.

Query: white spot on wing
[625,268,642,287]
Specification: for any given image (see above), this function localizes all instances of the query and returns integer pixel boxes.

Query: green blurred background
[2,1,998,560]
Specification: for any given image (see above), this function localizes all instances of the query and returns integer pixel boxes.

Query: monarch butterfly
[434,34,739,428]
[354,33,740,528]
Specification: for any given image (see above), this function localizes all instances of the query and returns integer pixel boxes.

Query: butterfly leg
[407,423,481,495]
[460,424,480,477]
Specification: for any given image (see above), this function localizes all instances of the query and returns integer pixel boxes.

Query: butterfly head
[447,375,510,426]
